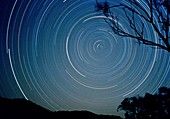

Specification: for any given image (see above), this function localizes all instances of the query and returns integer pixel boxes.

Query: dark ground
[0,96,122,119]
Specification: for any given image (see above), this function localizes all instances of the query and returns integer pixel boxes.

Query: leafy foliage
[117,87,170,119]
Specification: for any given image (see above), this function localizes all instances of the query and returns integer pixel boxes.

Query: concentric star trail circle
[0,0,169,116]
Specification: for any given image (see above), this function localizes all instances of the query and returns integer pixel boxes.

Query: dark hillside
[0,97,122,119]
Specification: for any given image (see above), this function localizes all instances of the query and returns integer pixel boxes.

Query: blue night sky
[0,0,170,117]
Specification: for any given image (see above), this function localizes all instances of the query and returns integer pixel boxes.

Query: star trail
[0,0,170,117]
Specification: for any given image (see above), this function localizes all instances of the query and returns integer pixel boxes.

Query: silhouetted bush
[117,87,170,119]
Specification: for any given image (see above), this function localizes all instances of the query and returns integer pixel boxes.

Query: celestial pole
[0,0,170,117]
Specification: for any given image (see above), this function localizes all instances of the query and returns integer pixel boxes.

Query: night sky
[0,0,170,117]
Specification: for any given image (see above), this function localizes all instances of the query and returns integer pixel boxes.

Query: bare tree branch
[95,0,170,52]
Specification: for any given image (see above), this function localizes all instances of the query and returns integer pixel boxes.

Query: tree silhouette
[95,0,170,52]
[117,87,170,119]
